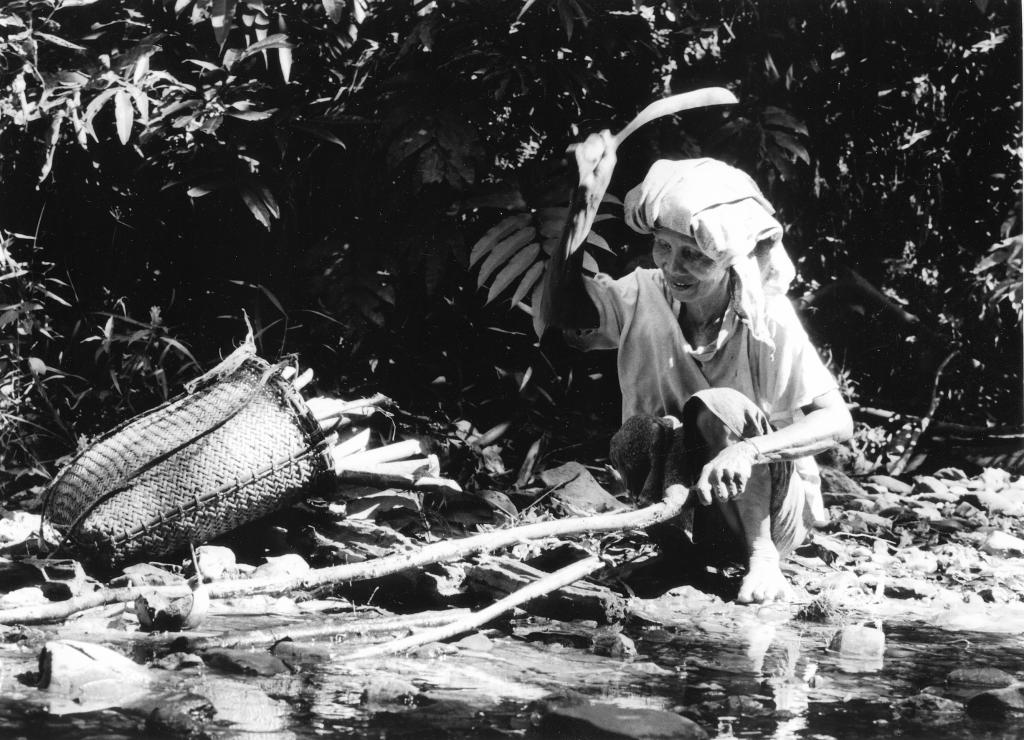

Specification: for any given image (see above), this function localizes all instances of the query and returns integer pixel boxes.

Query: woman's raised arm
[538,130,617,333]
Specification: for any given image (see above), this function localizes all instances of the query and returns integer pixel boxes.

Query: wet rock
[541,703,708,739]
[0,510,41,544]
[982,530,1024,556]
[724,694,773,717]
[200,648,290,676]
[253,553,310,579]
[867,475,912,495]
[196,677,290,734]
[972,491,1024,516]
[933,467,969,481]
[829,625,885,658]
[146,694,214,737]
[884,577,938,600]
[195,545,236,579]
[409,641,458,659]
[592,632,637,659]
[361,676,419,706]
[894,693,962,723]
[947,667,1016,688]
[978,586,1015,603]
[0,586,47,608]
[539,462,627,514]
[966,684,1024,717]
[895,548,939,574]
[452,632,492,652]
[271,640,333,664]
[37,640,153,710]
[117,563,186,588]
[912,475,952,499]
[152,652,205,671]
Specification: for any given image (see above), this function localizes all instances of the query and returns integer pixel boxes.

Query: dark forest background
[1,0,1021,495]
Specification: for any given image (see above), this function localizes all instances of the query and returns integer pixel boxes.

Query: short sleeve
[757,294,838,422]
[562,271,641,351]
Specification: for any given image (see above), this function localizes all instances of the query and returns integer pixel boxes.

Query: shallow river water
[2,590,1023,739]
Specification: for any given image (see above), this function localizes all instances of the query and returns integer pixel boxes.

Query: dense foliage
[1,0,1020,495]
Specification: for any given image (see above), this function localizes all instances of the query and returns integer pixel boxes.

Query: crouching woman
[539,132,852,603]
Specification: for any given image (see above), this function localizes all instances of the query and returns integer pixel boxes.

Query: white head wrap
[623,158,795,346]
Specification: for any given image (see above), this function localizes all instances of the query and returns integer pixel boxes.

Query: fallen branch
[0,487,689,625]
[182,608,470,650]
[343,555,606,660]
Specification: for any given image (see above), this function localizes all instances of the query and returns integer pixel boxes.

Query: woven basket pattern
[43,355,331,568]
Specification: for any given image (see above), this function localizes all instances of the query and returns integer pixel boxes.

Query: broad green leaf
[113,89,133,144]
[322,0,344,23]
[510,259,545,307]
[582,251,598,273]
[82,88,118,138]
[469,213,531,267]
[292,121,346,148]
[770,130,810,163]
[277,16,292,82]
[487,242,540,304]
[34,32,86,51]
[211,0,236,47]
[124,84,149,123]
[257,186,280,219]
[240,186,271,229]
[762,106,808,136]
[238,33,293,62]
[226,109,276,121]
[586,231,612,253]
[27,357,46,375]
[477,227,537,286]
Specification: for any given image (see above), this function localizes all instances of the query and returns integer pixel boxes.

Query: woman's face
[651,228,729,303]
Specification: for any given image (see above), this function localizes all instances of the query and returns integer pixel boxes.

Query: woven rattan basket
[42,346,333,570]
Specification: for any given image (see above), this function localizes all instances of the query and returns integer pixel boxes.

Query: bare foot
[736,552,791,604]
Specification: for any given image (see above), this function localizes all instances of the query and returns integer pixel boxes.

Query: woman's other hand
[693,441,759,505]
[575,130,616,213]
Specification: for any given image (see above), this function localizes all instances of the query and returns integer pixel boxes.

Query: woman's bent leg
[683,389,807,603]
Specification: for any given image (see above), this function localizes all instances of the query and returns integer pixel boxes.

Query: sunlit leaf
[487,242,540,304]
[510,260,545,307]
[582,251,598,273]
[277,16,292,82]
[585,231,613,253]
[238,33,293,62]
[113,89,133,144]
[469,213,531,267]
[477,227,537,286]
[211,0,236,47]
[322,0,344,23]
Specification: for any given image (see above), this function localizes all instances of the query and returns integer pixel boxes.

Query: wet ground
[2,586,1023,739]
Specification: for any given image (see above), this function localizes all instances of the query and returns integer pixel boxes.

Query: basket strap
[44,362,286,559]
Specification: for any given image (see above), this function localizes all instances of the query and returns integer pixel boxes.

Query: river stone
[894,693,962,722]
[200,648,290,676]
[592,632,637,659]
[146,694,214,736]
[454,632,493,652]
[38,640,152,693]
[883,577,938,600]
[829,625,885,658]
[361,676,419,706]
[947,667,1016,687]
[867,475,912,495]
[541,703,708,739]
[912,475,951,498]
[0,586,47,608]
[253,553,311,578]
[966,685,1024,717]
[196,545,236,579]
[409,641,458,658]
